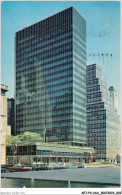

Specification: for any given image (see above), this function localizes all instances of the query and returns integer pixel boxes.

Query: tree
[12,135,21,144]
[20,131,42,142]
[6,135,21,144]
[6,135,13,145]
[6,131,43,144]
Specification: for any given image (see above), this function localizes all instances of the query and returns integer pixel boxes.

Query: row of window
[87,110,106,117]
[87,97,102,103]
[87,124,106,129]
[16,105,72,115]
[86,78,98,86]
[16,94,73,105]
[17,28,72,53]
[86,102,104,110]
[86,70,96,75]
[17,49,72,67]
[16,62,72,82]
[87,92,101,99]
[16,55,73,74]
[86,65,96,72]
[87,116,106,121]
[16,56,72,74]
[16,35,72,63]
[16,87,72,99]
[16,8,72,41]
[17,79,73,91]
[17,41,72,61]
[16,71,73,88]
[87,85,100,93]
[16,121,72,128]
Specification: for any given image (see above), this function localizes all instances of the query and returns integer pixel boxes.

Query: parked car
[1,167,6,173]
[40,164,48,170]
[78,164,86,168]
[32,164,41,171]
[32,164,48,171]
[7,164,32,172]
[65,163,77,169]
[48,163,65,170]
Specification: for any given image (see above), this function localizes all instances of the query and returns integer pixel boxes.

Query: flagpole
[12,143,17,165]
[45,128,46,143]
[90,152,93,163]
[12,146,14,166]
[44,129,45,143]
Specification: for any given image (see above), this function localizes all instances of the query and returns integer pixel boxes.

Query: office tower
[1,84,11,164]
[7,98,15,135]
[15,7,86,144]
[86,64,120,161]
[109,86,118,109]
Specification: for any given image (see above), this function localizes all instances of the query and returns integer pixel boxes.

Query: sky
[1,1,120,111]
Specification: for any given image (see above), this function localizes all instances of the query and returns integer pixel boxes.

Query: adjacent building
[86,64,120,161]
[7,98,15,135]
[1,84,11,165]
[6,142,95,165]
[108,86,118,109]
[15,7,86,145]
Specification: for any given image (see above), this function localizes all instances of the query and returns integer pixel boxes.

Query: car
[40,164,48,170]
[63,163,77,169]
[7,164,32,172]
[48,163,65,170]
[78,164,86,168]
[1,167,6,173]
[32,164,48,171]
[32,164,41,171]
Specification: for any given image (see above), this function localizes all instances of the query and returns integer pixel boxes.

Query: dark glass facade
[15,7,86,143]
[7,98,15,135]
[86,64,120,160]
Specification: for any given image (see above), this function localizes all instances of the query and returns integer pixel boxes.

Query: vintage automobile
[1,167,6,173]
[7,164,32,172]
[78,164,86,168]
[32,164,48,171]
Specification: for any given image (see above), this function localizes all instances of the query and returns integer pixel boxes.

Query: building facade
[7,98,15,135]
[6,143,95,165]
[86,64,120,161]
[15,7,86,144]
[1,84,11,165]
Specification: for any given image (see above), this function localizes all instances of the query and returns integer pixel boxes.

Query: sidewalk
[85,162,120,168]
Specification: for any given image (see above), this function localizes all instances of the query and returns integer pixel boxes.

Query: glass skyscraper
[86,64,120,161]
[15,7,86,144]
